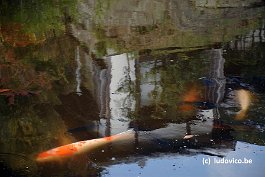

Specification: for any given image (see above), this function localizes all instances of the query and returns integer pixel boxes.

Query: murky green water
[1,0,265,177]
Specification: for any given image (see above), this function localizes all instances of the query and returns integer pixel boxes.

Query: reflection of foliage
[224,41,265,77]
[0,0,78,34]
[95,0,112,24]
[0,34,77,93]
[92,26,127,57]
[0,44,78,164]
[0,0,77,101]
[138,52,207,120]
[0,33,78,159]
[117,67,133,93]
[135,25,159,35]
[88,0,264,58]
[0,60,52,91]
[115,55,137,119]
[0,36,76,168]
[0,41,75,155]
[0,98,71,155]
[115,51,209,122]
[0,49,52,93]
[0,23,46,47]
[222,94,265,145]
[95,41,107,58]
[155,53,206,103]
[116,53,137,93]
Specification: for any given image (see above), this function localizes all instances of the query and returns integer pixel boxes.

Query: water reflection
[0,0,265,177]
[75,46,82,96]
[102,141,265,177]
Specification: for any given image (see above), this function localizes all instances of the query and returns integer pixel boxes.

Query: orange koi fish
[36,130,134,163]
[182,87,200,103]
[179,85,201,112]
[0,89,11,93]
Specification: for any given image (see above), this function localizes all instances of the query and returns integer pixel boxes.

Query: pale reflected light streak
[75,46,82,96]
[235,89,251,120]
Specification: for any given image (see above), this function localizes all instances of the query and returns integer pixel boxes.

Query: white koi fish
[235,89,251,120]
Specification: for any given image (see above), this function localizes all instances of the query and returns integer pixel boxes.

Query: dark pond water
[1,0,265,177]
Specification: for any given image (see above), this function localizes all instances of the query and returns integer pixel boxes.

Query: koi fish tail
[235,110,247,120]
[102,129,134,143]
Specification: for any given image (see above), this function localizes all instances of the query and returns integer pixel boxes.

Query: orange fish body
[182,87,200,103]
[36,130,134,163]
[179,86,201,112]
[0,89,12,94]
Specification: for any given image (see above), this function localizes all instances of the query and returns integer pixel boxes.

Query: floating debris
[183,135,194,139]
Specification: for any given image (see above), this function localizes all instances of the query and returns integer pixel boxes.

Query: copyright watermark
[202,157,252,165]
